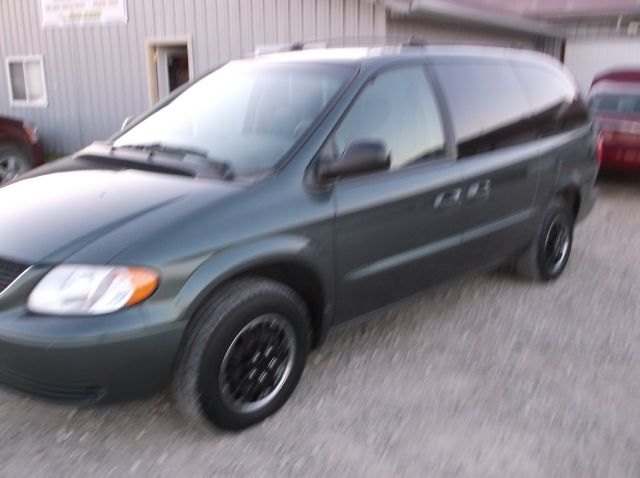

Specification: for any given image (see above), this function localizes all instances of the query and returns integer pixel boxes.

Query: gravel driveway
[1,178,638,478]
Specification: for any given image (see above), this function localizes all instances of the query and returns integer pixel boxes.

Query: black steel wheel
[542,215,570,276]
[516,197,574,281]
[219,314,296,414]
[173,277,310,431]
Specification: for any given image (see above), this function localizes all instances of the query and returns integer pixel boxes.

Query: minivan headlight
[28,265,159,315]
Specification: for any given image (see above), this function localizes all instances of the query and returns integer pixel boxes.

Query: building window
[5,56,47,107]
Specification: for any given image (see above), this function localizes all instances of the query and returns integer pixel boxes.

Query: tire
[515,198,574,281]
[0,144,31,184]
[173,277,311,431]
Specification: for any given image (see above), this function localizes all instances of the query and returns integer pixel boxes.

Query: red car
[0,116,45,184]
[589,70,640,173]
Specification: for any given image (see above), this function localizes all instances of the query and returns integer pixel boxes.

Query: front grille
[0,257,29,294]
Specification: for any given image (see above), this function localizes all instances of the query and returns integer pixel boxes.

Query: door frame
[145,36,194,106]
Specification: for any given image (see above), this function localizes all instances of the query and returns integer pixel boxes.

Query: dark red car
[0,116,45,184]
[589,70,640,173]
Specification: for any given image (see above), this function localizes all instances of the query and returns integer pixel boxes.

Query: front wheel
[516,198,574,281]
[173,278,310,431]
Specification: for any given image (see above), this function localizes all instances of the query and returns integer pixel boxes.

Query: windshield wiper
[113,142,235,179]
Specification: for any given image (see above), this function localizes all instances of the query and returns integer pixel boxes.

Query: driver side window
[330,66,446,170]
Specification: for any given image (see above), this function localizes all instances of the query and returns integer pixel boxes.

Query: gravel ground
[1,178,639,478]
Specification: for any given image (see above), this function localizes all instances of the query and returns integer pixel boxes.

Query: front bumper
[0,304,185,404]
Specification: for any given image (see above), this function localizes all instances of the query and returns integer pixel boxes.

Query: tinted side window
[332,66,445,169]
[433,62,533,158]
[515,64,589,136]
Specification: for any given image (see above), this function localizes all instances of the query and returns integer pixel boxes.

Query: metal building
[0,0,560,154]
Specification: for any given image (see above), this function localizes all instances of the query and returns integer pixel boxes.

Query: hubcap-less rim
[219,314,296,414]
[0,155,26,183]
[543,216,569,274]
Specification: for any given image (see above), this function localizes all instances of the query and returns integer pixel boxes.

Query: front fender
[173,234,334,339]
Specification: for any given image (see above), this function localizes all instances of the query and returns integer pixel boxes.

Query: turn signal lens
[126,268,160,307]
[28,265,159,315]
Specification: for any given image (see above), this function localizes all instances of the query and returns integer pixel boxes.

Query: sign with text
[41,0,128,27]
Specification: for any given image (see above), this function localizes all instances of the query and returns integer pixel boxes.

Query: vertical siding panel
[81,30,104,147]
[174,0,188,35]
[45,41,63,149]
[289,0,303,42]
[373,3,386,36]
[316,0,330,40]
[263,0,278,44]
[0,2,9,112]
[163,0,175,36]
[130,0,147,113]
[227,0,243,58]
[276,0,289,43]
[207,0,221,66]
[143,0,158,106]
[182,1,197,72]
[216,0,231,62]
[344,0,358,38]
[42,28,61,151]
[301,0,316,41]
[194,0,210,68]
[330,0,343,39]
[239,1,255,57]
[251,0,266,49]
[93,27,113,139]
[109,27,125,135]
[16,1,32,53]
[94,29,114,142]
[358,0,374,37]
[153,0,164,38]
[73,28,92,149]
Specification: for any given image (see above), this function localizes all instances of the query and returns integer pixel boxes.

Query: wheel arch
[176,238,334,350]
[554,168,582,220]
[557,185,581,220]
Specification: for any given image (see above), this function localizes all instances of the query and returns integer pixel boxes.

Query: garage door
[565,38,640,94]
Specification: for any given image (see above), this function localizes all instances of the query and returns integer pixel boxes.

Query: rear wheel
[0,145,31,184]
[173,277,310,431]
[516,198,573,281]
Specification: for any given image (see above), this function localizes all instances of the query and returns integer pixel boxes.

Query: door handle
[434,188,462,209]
[467,179,491,201]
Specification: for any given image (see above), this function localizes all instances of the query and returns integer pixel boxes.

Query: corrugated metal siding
[0,0,385,154]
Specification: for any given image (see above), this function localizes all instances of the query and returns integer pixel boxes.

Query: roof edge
[382,0,563,38]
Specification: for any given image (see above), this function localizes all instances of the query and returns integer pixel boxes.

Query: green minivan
[0,45,597,430]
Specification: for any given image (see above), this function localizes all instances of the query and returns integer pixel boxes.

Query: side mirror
[121,116,134,130]
[317,139,390,181]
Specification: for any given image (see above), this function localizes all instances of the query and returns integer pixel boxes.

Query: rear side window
[432,62,533,158]
[514,64,589,136]
[331,66,446,169]
[590,93,640,116]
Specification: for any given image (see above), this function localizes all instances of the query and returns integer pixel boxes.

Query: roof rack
[252,36,541,57]
[253,35,429,55]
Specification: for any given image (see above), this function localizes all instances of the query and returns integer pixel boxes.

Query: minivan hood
[0,166,236,263]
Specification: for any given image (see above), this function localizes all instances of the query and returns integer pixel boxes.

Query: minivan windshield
[114,61,354,176]
[590,93,640,117]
